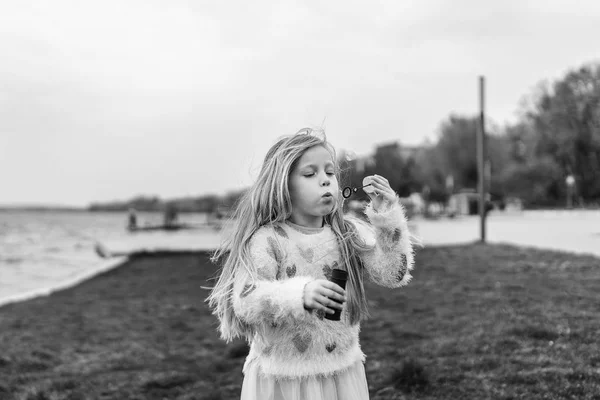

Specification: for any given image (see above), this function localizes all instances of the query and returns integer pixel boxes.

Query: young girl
[207,129,417,400]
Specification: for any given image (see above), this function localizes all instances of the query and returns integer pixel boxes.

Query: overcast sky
[1,0,599,206]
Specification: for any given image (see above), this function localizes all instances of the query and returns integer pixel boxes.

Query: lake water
[1,209,599,308]
[0,210,223,307]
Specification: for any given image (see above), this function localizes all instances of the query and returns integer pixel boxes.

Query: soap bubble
[342,187,355,198]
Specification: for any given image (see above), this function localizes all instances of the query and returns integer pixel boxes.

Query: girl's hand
[366,174,397,212]
[303,279,346,314]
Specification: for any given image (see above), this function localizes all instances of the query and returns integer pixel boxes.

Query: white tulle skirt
[240,360,370,400]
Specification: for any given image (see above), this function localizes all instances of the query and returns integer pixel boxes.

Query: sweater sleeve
[348,199,416,288]
[232,227,314,327]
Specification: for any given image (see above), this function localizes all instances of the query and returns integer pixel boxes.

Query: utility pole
[477,76,487,243]
[566,175,575,209]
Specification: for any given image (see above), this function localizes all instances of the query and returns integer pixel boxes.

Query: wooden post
[477,76,487,243]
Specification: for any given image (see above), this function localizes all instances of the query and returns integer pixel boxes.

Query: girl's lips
[321,193,334,203]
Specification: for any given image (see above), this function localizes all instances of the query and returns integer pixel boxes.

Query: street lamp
[566,175,575,209]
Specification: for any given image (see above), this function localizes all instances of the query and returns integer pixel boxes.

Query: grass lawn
[1,243,600,399]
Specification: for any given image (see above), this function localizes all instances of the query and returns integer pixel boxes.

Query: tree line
[89,61,600,213]
[344,61,600,209]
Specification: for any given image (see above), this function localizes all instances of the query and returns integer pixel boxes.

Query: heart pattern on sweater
[325,343,337,353]
[297,246,314,263]
[273,225,289,239]
[314,309,326,320]
[397,254,408,281]
[286,264,296,278]
[257,266,272,280]
[260,298,276,320]
[378,228,401,251]
[322,261,340,280]
[266,237,283,263]
[263,344,274,356]
[292,332,312,353]
[240,284,256,298]
[322,264,332,280]
[392,228,402,243]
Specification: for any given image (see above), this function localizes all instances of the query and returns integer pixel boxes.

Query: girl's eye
[303,173,315,177]
[326,171,335,176]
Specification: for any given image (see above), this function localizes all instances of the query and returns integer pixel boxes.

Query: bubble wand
[341,177,375,199]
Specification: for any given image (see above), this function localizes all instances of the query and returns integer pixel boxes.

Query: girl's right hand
[303,279,346,314]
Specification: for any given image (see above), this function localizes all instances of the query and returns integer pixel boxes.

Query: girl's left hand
[366,174,397,212]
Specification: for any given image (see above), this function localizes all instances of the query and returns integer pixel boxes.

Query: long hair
[205,128,373,342]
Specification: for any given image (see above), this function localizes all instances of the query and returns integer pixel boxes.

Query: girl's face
[288,145,339,227]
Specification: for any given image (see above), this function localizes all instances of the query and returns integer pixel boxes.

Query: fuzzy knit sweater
[232,200,415,380]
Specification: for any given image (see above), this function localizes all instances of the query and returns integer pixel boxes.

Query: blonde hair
[205,128,373,342]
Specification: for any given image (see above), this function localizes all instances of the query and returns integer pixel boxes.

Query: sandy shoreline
[0,257,128,309]
[6,210,600,313]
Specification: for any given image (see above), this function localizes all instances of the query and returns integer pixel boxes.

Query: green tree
[522,63,600,202]
[497,157,562,208]
[432,115,479,190]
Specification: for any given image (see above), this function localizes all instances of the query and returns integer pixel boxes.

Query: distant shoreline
[3,204,600,213]
[0,207,217,214]
[0,206,86,212]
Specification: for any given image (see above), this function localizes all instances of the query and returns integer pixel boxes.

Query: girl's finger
[319,305,334,314]
[373,174,390,185]
[323,288,345,303]
[371,176,392,190]
[369,179,385,189]
[374,174,390,184]
[308,296,325,312]
[321,295,343,311]
[375,190,395,203]
[372,178,395,194]
[324,281,346,296]
[370,180,394,195]
[317,296,337,313]
[372,186,396,202]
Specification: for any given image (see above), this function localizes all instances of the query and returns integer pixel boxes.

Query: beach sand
[2,244,600,399]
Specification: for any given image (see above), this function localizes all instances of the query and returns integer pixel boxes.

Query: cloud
[1,0,600,205]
